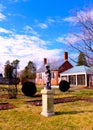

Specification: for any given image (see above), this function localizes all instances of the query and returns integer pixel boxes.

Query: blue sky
[0,0,93,72]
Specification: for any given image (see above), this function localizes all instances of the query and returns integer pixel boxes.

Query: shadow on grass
[55,110,93,115]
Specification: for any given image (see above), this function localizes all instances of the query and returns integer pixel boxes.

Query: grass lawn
[0,85,93,130]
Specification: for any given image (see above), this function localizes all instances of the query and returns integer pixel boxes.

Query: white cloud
[64,34,80,44]
[0,30,62,72]
[0,4,6,12]
[24,25,39,36]
[0,13,6,21]
[0,27,13,34]
[47,18,55,24]
[56,37,64,43]
[63,9,93,23]
[8,0,28,2]
[63,16,77,23]
[38,23,48,29]
[56,34,80,44]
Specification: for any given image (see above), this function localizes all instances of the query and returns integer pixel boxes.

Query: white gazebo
[60,65,93,87]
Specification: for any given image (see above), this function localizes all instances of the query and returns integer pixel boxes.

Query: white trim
[60,72,86,76]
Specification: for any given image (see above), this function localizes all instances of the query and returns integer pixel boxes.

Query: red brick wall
[36,71,59,85]
[36,72,45,85]
[58,61,73,74]
[51,71,58,85]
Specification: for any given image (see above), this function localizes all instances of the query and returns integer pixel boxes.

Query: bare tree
[11,59,20,78]
[66,7,93,66]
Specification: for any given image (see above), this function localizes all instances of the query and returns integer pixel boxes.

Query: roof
[60,65,93,76]
[37,60,65,73]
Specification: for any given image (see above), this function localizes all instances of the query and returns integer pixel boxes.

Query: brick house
[36,52,73,86]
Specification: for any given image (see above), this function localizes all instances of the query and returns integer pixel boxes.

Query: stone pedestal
[41,89,55,117]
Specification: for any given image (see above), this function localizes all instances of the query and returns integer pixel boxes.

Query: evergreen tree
[77,52,88,66]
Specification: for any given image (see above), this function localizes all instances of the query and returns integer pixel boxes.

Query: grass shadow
[55,110,93,115]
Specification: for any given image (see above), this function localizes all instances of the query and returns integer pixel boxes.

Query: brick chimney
[64,52,68,60]
[44,58,47,65]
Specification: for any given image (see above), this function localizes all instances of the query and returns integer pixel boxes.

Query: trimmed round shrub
[22,82,37,97]
[59,80,70,92]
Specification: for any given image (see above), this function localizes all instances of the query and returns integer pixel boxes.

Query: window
[69,75,76,85]
[77,75,85,85]
[51,72,55,79]
[61,76,67,81]
[39,73,42,79]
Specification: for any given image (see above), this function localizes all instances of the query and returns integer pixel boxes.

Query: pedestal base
[41,89,55,117]
[41,111,55,117]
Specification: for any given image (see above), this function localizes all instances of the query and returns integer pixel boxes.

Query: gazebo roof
[60,65,93,76]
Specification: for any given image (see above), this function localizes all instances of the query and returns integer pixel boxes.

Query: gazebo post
[85,74,87,86]
[76,75,77,86]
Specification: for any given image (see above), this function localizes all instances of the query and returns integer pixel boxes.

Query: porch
[60,66,93,88]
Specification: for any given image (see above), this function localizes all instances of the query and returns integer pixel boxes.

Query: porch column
[76,75,78,86]
[85,74,87,86]
[67,75,69,82]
